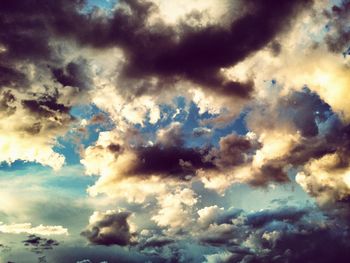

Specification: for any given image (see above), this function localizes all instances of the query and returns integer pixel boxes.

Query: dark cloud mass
[0,0,93,142]
[81,211,135,246]
[84,0,313,98]
[199,206,350,263]
[1,0,313,98]
[100,129,260,180]
[131,145,214,178]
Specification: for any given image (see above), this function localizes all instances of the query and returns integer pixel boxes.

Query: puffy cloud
[0,87,74,170]
[197,206,224,228]
[152,188,198,230]
[81,210,136,246]
[296,152,350,204]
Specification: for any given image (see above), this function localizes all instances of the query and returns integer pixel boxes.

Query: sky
[0,0,350,262]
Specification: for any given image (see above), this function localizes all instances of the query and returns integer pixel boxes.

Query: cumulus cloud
[81,210,136,246]
[152,188,198,229]
[296,152,350,204]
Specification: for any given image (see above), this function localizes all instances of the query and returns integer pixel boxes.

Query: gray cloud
[81,211,135,246]
[22,235,60,254]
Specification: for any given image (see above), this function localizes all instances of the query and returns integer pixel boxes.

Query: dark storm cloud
[130,145,213,179]
[1,0,313,98]
[77,0,313,98]
[0,0,83,86]
[81,211,135,246]
[104,128,260,180]
[22,235,60,254]
[0,0,92,128]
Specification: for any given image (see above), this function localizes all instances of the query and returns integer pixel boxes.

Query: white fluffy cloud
[152,188,198,229]
[296,152,350,204]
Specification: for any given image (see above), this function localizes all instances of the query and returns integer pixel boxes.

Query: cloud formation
[81,210,136,246]
[22,235,60,254]
[1,0,350,262]
[0,222,68,236]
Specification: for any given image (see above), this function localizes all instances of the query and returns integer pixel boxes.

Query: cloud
[0,222,68,236]
[140,236,174,249]
[152,188,198,229]
[81,210,136,246]
[22,235,60,254]
[0,0,95,169]
[1,0,310,101]
[81,126,263,200]
[296,152,350,205]
[197,205,350,263]
[2,1,350,262]
[192,127,212,137]
[324,1,350,54]
[208,133,261,168]
[101,0,312,98]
